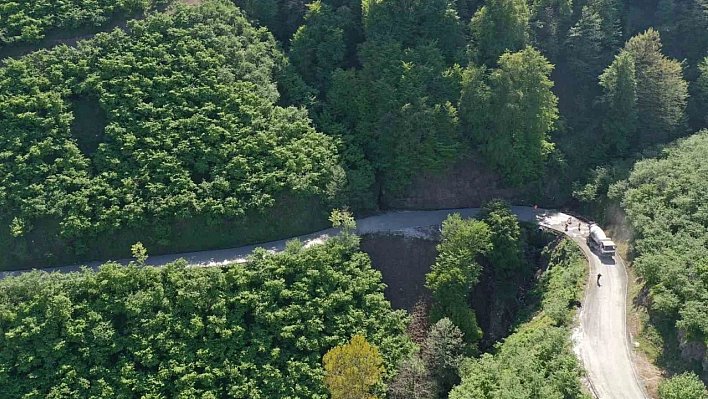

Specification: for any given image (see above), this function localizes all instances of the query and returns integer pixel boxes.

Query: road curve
[0,207,647,399]
[565,225,649,399]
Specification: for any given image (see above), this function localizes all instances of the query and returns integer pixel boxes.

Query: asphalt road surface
[562,221,648,399]
[0,207,647,399]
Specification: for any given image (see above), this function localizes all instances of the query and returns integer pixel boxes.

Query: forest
[609,132,708,383]
[3,0,708,396]
[0,0,174,45]
[0,209,593,399]
[3,0,708,270]
[0,226,412,398]
[0,1,343,269]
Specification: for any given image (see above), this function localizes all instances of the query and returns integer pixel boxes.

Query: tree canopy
[6,0,708,394]
[426,213,491,344]
[449,238,589,399]
[0,1,343,268]
[323,334,385,399]
[659,373,708,399]
[0,0,173,45]
[470,0,530,64]
[610,131,708,346]
[0,233,411,398]
[462,47,558,185]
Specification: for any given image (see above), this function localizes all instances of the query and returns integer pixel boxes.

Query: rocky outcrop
[677,328,708,380]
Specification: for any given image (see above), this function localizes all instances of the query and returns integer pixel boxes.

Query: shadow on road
[601,257,617,265]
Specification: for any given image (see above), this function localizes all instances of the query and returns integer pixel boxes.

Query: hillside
[0,232,411,398]
[0,1,342,269]
[611,131,708,382]
[3,0,708,397]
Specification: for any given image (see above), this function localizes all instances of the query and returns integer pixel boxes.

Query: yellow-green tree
[323,335,384,399]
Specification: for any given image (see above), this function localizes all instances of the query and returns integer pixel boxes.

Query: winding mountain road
[0,207,647,399]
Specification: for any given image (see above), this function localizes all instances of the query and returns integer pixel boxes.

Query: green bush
[449,237,589,399]
[425,213,492,344]
[0,0,172,45]
[0,0,343,268]
[540,238,587,326]
[659,373,708,399]
[611,131,708,343]
[0,237,412,398]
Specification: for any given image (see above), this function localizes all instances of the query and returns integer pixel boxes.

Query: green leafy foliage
[470,0,530,65]
[479,200,523,274]
[362,0,465,62]
[528,0,573,61]
[599,51,638,155]
[659,372,708,399]
[0,236,412,398]
[421,318,466,393]
[461,47,558,185]
[450,323,588,399]
[0,1,343,267]
[539,238,587,326]
[388,317,465,399]
[289,1,347,93]
[623,29,688,145]
[323,334,385,399]
[426,214,491,344]
[449,238,589,399]
[695,56,708,126]
[611,131,708,344]
[0,0,171,45]
[324,17,465,204]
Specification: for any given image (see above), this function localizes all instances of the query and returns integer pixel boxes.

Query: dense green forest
[450,239,589,399]
[4,0,708,394]
[389,218,589,399]
[0,1,343,269]
[368,205,586,398]
[3,0,708,269]
[0,0,173,45]
[0,227,411,398]
[0,208,590,399]
[610,132,708,379]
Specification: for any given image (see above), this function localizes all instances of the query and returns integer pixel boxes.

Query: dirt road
[0,207,647,399]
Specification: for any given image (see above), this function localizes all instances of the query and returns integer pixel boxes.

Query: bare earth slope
[0,207,647,399]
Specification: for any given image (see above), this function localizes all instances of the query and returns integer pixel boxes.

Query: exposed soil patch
[360,230,439,311]
[382,155,568,210]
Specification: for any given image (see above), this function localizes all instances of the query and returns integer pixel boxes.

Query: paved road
[563,225,648,399]
[0,207,647,399]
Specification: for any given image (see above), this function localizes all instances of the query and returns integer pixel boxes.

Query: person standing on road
[597,273,602,286]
